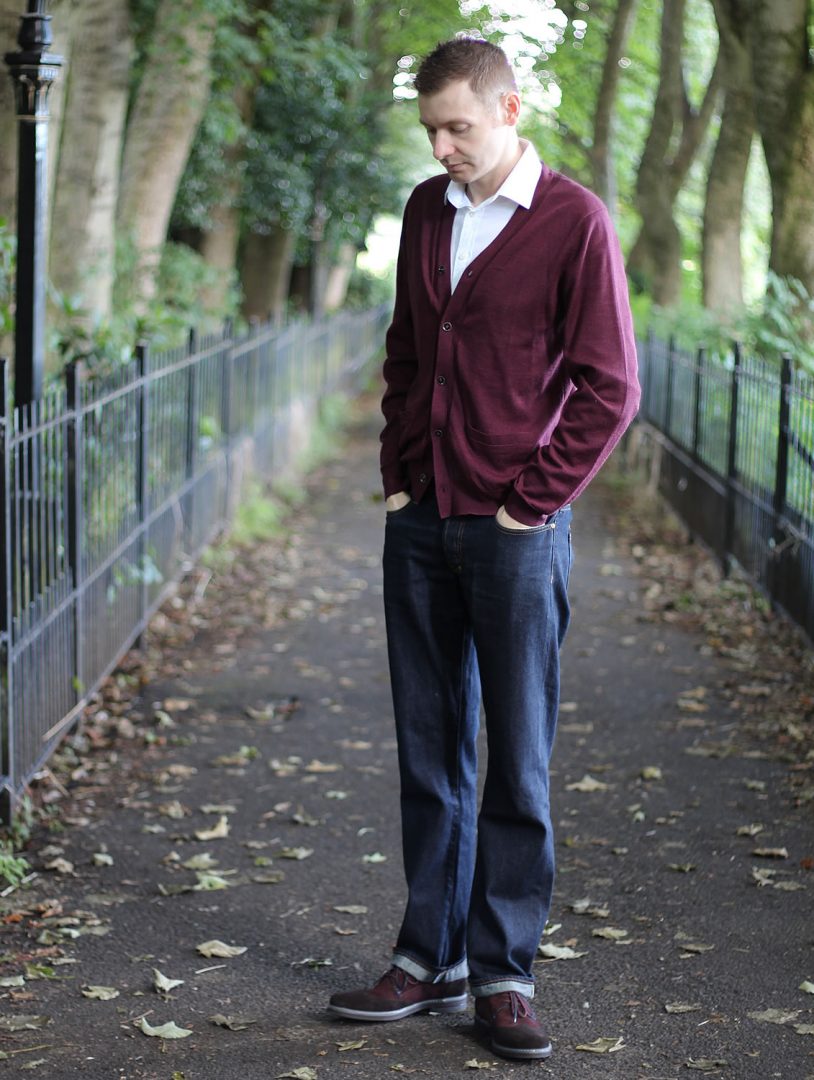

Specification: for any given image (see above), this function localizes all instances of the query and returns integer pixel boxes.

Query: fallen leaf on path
[162,697,193,711]
[665,1001,702,1013]
[93,852,114,867]
[200,803,237,814]
[193,872,235,891]
[337,1038,368,1051]
[668,863,696,873]
[362,853,387,863]
[0,975,25,987]
[752,847,788,859]
[751,866,776,886]
[291,957,333,968]
[212,747,259,766]
[304,760,342,773]
[210,1013,257,1030]
[570,898,610,918]
[194,816,230,841]
[736,824,764,837]
[566,774,610,792]
[81,985,119,1000]
[153,969,184,994]
[196,940,246,958]
[276,1069,317,1079]
[575,1036,625,1053]
[334,905,368,915]
[747,1008,800,1025]
[744,780,766,792]
[685,1059,728,1073]
[44,858,74,875]
[0,1015,50,1031]
[640,766,663,780]
[464,1061,497,1070]
[253,872,285,884]
[592,927,628,940]
[182,853,219,871]
[279,847,313,861]
[799,980,814,994]
[537,942,587,961]
[794,1024,814,1035]
[136,1017,192,1039]
[158,801,189,819]
[679,942,714,954]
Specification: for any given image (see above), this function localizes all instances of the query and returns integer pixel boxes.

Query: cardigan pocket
[465,424,536,448]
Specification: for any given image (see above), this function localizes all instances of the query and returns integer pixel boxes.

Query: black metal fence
[636,332,814,642]
[0,305,390,817]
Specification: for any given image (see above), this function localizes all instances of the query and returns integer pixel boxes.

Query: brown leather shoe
[474,991,552,1059]
[328,966,468,1021]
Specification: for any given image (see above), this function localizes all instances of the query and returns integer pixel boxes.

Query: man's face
[418,78,517,191]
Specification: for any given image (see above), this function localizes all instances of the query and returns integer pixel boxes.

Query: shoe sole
[328,995,468,1022]
[474,1016,553,1059]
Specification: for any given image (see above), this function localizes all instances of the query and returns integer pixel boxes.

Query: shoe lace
[495,991,533,1022]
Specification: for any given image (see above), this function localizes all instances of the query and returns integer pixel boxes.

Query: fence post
[135,343,150,645]
[773,354,792,527]
[664,335,676,437]
[769,354,793,594]
[220,320,234,525]
[722,342,741,576]
[185,329,198,548]
[692,347,704,461]
[0,360,15,818]
[64,360,84,706]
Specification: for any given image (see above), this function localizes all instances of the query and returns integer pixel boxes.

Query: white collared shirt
[445,140,542,292]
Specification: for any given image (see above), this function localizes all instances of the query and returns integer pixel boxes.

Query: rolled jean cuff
[392,951,469,984]
[470,978,535,999]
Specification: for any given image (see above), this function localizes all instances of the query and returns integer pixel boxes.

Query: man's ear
[502,90,521,127]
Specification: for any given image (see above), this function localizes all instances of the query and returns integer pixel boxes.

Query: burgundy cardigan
[380,164,641,525]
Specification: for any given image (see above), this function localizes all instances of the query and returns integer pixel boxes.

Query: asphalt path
[1,406,811,1079]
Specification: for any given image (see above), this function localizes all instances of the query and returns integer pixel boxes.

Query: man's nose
[433,132,454,160]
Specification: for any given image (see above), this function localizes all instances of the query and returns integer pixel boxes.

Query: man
[328,37,639,1061]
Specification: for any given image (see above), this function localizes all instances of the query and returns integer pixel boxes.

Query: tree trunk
[117,0,215,306]
[198,85,253,315]
[49,0,132,322]
[590,0,639,214]
[751,0,814,293]
[702,0,755,314]
[0,4,20,228]
[323,243,357,313]
[240,227,296,323]
[627,0,722,305]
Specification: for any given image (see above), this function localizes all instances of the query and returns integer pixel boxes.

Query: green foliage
[740,273,814,372]
[231,482,285,544]
[0,217,15,342]
[53,236,240,373]
[646,273,814,373]
[0,842,29,890]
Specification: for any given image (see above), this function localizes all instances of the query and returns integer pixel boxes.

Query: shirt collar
[445,140,542,211]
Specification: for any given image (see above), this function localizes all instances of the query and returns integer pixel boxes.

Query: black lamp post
[4,0,62,408]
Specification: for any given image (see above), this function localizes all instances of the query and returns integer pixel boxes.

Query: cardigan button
[441,321,452,331]
[418,473,428,483]
[433,429,443,437]
[437,375,446,385]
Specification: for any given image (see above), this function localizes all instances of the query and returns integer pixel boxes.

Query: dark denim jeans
[382,493,572,998]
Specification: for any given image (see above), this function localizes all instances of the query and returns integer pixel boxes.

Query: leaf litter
[136,1017,192,1039]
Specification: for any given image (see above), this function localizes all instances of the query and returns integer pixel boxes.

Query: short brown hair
[413,37,518,102]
